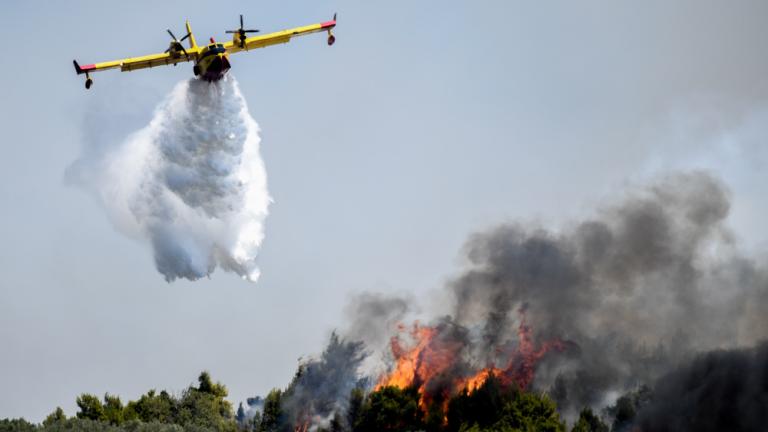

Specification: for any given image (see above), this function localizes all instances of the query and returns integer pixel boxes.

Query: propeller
[165,29,190,59]
[226,14,259,47]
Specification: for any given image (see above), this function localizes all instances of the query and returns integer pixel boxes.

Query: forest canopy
[0,370,621,432]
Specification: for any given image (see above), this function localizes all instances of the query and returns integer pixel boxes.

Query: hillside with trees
[0,371,622,432]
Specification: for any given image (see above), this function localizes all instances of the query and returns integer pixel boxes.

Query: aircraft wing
[74,50,199,75]
[224,17,337,54]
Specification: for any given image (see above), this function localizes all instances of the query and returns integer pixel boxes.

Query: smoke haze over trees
[3,172,767,431]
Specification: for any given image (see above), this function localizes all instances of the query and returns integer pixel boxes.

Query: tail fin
[73,60,83,74]
[186,20,197,49]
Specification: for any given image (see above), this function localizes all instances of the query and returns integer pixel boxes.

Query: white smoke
[70,76,270,282]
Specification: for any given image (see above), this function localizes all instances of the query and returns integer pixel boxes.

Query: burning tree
[374,308,567,415]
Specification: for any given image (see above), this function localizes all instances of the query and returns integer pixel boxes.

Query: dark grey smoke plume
[636,341,768,432]
[447,171,768,416]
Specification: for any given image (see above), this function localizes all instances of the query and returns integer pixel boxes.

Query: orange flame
[376,311,565,409]
[375,322,465,408]
[494,311,565,390]
[460,367,503,393]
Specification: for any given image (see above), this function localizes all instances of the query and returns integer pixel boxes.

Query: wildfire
[460,367,503,393]
[375,322,465,408]
[376,323,436,390]
[376,311,565,408]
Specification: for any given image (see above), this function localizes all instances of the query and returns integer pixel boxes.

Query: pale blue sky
[1,0,767,422]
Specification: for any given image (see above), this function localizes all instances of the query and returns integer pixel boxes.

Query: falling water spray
[70,76,270,282]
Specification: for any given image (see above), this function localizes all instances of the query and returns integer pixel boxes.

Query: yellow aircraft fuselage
[194,42,231,82]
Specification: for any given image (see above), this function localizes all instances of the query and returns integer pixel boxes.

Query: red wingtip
[73,60,96,74]
[321,13,337,29]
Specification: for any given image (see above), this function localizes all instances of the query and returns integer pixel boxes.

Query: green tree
[347,388,364,430]
[0,418,36,432]
[124,390,176,423]
[605,386,650,432]
[493,392,565,432]
[446,379,565,432]
[42,407,67,427]
[0,372,250,431]
[258,389,284,432]
[77,393,107,421]
[248,412,262,432]
[446,373,513,432]
[609,395,634,432]
[174,371,236,430]
[197,371,229,399]
[355,386,423,432]
[236,402,246,427]
[104,394,125,425]
[571,408,608,432]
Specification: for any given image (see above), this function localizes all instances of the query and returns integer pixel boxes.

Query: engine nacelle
[232,32,245,48]
[167,41,184,59]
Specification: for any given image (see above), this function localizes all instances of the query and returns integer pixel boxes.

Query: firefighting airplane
[73,14,337,89]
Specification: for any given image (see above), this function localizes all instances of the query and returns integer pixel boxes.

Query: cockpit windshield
[204,44,226,56]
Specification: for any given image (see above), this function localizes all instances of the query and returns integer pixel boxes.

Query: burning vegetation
[374,309,568,413]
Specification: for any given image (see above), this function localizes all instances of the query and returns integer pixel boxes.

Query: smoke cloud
[448,171,767,415]
[341,171,768,420]
[68,77,270,282]
[282,334,367,430]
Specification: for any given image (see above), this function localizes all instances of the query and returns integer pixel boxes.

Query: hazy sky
[1,0,767,422]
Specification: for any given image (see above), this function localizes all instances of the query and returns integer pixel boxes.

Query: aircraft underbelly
[200,55,231,82]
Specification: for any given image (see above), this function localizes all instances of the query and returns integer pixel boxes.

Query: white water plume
[70,76,270,282]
